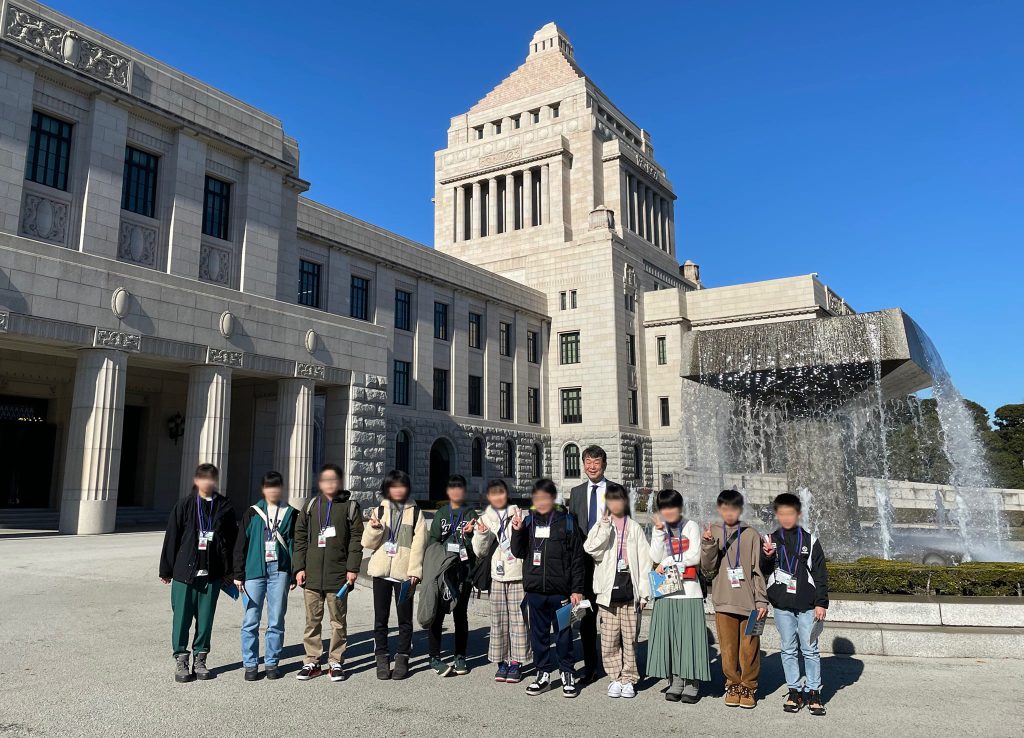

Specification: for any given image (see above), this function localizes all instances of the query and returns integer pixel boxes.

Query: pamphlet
[648,567,683,599]
[744,608,766,637]
[221,582,240,601]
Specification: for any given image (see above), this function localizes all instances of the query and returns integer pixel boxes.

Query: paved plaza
[0,532,1020,738]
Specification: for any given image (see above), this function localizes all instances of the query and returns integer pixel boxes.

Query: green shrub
[827,558,1024,597]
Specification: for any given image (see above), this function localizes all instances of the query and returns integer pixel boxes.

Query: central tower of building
[434,22,699,489]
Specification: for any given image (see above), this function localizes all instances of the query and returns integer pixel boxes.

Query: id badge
[459,546,469,562]
[317,534,327,548]
[323,526,336,539]
[535,525,551,539]
[532,550,542,566]
[446,542,462,554]
[264,540,277,562]
[617,559,629,572]
[776,569,792,587]
[384,541,398,557]
[727,566,744,588]
[786,577,798,594]
[197,537,208,551]
[195,568,208,577]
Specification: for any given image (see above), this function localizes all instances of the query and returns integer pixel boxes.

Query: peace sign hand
[702,522,715,542]
[369,510,383,530]
[475,518,489,534]
[461,520,475,535]
[511,510,524,530]
[652,513,665,531]
[601,509,611,525]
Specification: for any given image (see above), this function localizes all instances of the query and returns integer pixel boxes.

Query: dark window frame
[202,175,232,240]
[499,321,512,357]
[626,333,637,366]
[121,146,159,218]
[628,389,639,425]
[468,375,483,416]
[560,387,582,424]
[660,397,671,427]
[434,302,449,341]
[393,360,411,406]
[25,110,72,191]
[297,259,322,308]
[527,386,540,424]
[350,275,370,320]
[396,430,411,472]
[527,330,539,363]
[433,368,450,411]
[657,336,667,365]
[559,332,580,365]
[563,443,581,478]
[394,290,412,331]
[500,381,513,420]
[468,312,483,349]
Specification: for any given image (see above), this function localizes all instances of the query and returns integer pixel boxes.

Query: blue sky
[50,1,1023,413]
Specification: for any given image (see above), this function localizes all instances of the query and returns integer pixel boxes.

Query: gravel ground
[0,532,1021,738]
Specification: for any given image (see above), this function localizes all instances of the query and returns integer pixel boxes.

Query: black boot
[375,654,391,680]
[392,654,410,680]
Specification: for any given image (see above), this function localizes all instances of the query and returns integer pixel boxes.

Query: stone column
[504,173,515,232]
[523,168,534,228]
[455,185,465,242]
[619,170,629,235]
[667,201,675,254]
[274,377,315,506]
[645,187,655,243]
[471,181,482,239]
[540,164,549,225]
[487,177,498,237]
[0,58,34,235]
[661,200,670,252]
[238,158,282,296]
[653,195,662,249]
[636,182,646,239]
[179,365,232,496]
[346,373,388,503]
[59,349,128,535]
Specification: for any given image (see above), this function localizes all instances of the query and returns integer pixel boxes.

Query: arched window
[633,443,643,482]
[563,443,580,478]
[395,430,411,473]
[471,437,484,478]
[504,440,515,478]
[533,443,543,478]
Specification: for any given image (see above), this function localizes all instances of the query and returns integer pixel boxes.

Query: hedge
[827,558,1024,597]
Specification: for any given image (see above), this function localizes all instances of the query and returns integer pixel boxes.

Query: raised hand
[601,509,611,525]
[511,510,524,530]
[702,522,714,542]
[475,518,489,534]
[652,513,665,531]
[461,520,475,535]
[369,510,383,530]
[762,534,776,556]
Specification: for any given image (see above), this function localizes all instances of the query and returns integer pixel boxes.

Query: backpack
[470,536,499,592]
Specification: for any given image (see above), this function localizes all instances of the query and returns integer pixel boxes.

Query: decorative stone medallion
[94,328,141,352]
[218,311,234,338]
[117,220,157,267]
[19,192,68,245]
[110,287,129,319]
[199,243,231,285]
[295,362,325,381]
[206,347,242,368]
[304,329,317,354]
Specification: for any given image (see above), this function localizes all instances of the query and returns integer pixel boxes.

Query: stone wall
[346,373,388,502]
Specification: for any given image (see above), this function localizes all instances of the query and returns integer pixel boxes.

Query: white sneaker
[620,682,636,698]
[607,681,623,698]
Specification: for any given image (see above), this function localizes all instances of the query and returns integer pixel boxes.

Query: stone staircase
[0,506,167,532]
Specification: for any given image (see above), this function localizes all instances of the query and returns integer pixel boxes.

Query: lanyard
[777,528,803,575]
[318,497,334,533]
[265,504,281,541]
[196,495,214,534]
[724,523,743,569]
[666,520,685,560]
[388,504,405,545]
[448,506,465,541]
[496,508,510,542]
[531,510,555,550]
[614,516,628,563]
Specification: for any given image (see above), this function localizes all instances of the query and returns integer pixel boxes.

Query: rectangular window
[550,103,560,119]
[25,111,72,191]
[559,292,567,310]
[500,381,513,420]
[660,397,671,426]
[433,368,449,411]
[499,322,512,357]
[570,289,577,309]
[527,330,539,363]
[350,276,369,320]
[657,336,667,365]
[559,332,580,365]
[468,312,483,349]
[297,259,321,308]
[202,175,231,240]
[393,361,411,405]
[434,302,449,341]
[394,290,412,331]
[468,375,483,416]
[561,388,582,424]
[628,389,639,425]
[624,291,636,312]
[493,120,502,135]
[512,115,521,129]
[528,387,540,424]
[121,146,159,218]
[530,109,540,124]
[626,333,636,366]
[475,126,484,140]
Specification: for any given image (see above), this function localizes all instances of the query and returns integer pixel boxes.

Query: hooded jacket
[292,491,364,593]
[509,506,585,597]
[471,504,524,583]
[584,514,653,607]
[759,526,829,611]
[159,492,237,584]
[416,542,464,628]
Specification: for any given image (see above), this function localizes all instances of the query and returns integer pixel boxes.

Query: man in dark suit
[568,445,615,685]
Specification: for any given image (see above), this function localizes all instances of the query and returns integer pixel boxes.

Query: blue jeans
[241,561,290,668]
[773,608,821,691]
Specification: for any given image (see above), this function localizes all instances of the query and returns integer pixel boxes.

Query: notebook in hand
[744,608,766,637]
[648,567,683,599]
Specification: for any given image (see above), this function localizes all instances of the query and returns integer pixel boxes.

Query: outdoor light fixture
[167,412,185,444]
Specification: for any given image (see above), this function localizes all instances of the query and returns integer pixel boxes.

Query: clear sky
[47,1,1023,414]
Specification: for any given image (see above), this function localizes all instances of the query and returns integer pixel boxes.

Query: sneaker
[526,671,552,696]
[505,662,523,684]
[296,662,322,681]
[607,681,623,698]
[561,671,578,698]
[329,663,345,682]
[494,662,509,682]
[174,653,194,683]
[244,667,258,682]
[193,652,213,680]
[725,684,741,707]
[265,665,281,680]
[453,655,469,676]
[783,688,804,713]
[430,657,454,677]
[620,682,636,699]
[739,687,757,709]
[806,689,826,716]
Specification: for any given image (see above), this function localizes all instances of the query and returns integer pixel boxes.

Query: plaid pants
[600,601,640,684]
[488,580,531,664]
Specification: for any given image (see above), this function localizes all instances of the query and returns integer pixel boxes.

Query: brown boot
[739,686,757,709]
[724,684,741,707]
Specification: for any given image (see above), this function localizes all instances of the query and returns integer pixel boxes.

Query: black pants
[526,592,574,674]
[372,577,414,657]
[428,580,472,658]
[579,557,601,675]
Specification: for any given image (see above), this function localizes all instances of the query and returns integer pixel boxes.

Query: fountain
[677,308,1006,562]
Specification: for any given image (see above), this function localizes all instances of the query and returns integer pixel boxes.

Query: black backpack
[470,536,499,592]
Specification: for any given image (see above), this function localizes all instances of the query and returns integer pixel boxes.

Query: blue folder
[221,582,240,601]
[398,579,413,605]
[555,601,573,631]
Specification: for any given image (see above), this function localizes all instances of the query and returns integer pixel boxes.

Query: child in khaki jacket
[362,469,428,680]
[700,489,769,709]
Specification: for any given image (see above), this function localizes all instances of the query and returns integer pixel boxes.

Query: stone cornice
[438,145,571,185]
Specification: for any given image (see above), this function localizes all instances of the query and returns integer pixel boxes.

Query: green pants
[171,578,221,657]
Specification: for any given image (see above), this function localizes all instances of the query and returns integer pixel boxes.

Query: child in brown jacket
[700,489,769,709]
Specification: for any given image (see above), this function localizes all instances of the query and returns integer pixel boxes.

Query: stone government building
[0,2,859,533]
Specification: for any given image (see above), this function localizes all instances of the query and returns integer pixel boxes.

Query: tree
[989,404,1024,489]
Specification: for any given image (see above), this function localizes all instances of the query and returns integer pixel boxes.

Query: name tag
[776,569,792,586]
[323,526,336,539]
[787,577,798,594]
[459,546,469,562]
[535,525,551,539]
[727,567,744,587]
[532,551,542,566]
[195,569,208,577]
[317,534,327,548]
[197,538,208,551]
[617,559,629,572]
[446,542,462,554]
[264,540,277,562]
[384,541,398,557]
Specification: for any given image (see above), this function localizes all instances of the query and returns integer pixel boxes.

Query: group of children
[160,446,829,715]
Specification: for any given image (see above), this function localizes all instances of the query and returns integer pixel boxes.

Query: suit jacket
[568,478,619,536]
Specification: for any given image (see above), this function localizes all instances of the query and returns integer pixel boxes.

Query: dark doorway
[117,406,145,506]
[428,438,453,501]
[0,396,55,508]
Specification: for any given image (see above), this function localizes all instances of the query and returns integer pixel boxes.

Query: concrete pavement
[0,531,1020,738]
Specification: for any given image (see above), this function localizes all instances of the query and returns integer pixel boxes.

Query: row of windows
[472,103,559,140]
[395,360,541,424]
[26,110,233,241]
[393,432,541,480]
[559,290,577,310]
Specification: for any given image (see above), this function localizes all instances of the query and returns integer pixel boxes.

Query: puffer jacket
[583,514,653,607]
[470,504,524,583]
[362,499,428,580]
